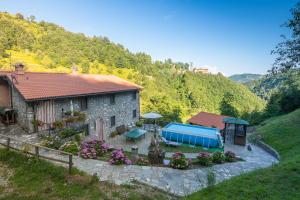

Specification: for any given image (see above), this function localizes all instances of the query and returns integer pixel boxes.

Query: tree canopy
[272,2,300,73]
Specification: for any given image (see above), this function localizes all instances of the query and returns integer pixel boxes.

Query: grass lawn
[160,142,223,153]
[0,149,175,200]
[185,108,300,200]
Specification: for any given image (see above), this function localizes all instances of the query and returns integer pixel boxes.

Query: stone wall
[54,90,140,140]
[256,140,281,160]
[11,87,33,132]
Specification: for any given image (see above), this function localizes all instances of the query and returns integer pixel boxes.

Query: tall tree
[271,2,300,74]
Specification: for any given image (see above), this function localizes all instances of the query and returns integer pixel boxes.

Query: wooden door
[35,100,55,131]
[95,118,104,141]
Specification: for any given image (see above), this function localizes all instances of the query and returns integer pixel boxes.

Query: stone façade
[11,88,140,139]
[53,91,140,140]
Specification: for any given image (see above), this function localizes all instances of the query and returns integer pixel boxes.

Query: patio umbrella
[141,112,163,136]
[141,112,163,119]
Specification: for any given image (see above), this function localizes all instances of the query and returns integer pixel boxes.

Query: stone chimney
[71,65,79,75]
[14,62,25,75]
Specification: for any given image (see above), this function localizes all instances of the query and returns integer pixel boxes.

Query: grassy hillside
[0,12,265,121]
[0,149,173,200]
[186,108,300,200]
[229,73,262,84]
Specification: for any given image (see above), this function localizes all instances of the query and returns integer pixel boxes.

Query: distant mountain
[229,73,263,84]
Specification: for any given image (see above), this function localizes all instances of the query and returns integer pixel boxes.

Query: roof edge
[25,88,140,102]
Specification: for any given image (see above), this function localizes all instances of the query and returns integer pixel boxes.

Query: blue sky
[0,0,298,75]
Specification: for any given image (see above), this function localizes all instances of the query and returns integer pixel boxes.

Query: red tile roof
[187,112,230,130]
[0,71,142,101]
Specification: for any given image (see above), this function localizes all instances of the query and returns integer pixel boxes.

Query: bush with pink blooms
[197,152,212,166]
[170,152,190,169]
[78,139,109,159]
[109,149,132,165]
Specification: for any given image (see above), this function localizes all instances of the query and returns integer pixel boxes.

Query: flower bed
[170,152,191,169]
[79,139,110,159]
[42,135,63,149]
[196,151,238,166]
[109,149,132,165]
[197,152,212,166]
[212,151,226,164]
[59,141,79,154]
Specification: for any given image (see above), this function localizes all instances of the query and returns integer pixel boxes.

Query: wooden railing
[0,133,73,174]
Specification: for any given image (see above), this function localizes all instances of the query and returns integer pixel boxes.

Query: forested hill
[0,12,265,122]
[229,73,262,83]
[251,69,300,100]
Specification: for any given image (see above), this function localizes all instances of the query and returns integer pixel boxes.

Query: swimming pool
[161,123,223,148]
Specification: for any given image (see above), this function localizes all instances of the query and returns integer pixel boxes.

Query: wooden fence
[0,133,73,174]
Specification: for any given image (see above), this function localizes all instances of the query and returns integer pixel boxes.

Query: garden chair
[161,137,181,147]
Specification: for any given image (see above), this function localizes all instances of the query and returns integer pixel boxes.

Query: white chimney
[14,62,25,75]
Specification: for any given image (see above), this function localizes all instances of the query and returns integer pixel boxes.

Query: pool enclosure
[161,123,223,148]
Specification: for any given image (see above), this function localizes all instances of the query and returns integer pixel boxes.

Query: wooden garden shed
[223,117,249,146]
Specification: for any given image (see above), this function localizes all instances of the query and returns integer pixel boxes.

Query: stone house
[0,64,142,140]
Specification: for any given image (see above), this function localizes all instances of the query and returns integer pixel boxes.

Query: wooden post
[6,138,10,150]
[68,155,73,174]
[35,146,39,158]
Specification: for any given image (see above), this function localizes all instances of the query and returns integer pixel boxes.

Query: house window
[80,97,88,110]
[110,94,115,105]
[132,92,137,100]
[132,109,137,118]
[110,116,116,127]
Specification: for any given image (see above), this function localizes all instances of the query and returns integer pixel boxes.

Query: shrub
[64,111,86,122]
[59,141,79,154]
[134,157,149,166]
[212,152,225,164]
[110,131,119,138]
[73,111,81,116]
[74,134,82,144]
[78,140,109,159]
[225,151,236,162]
[109,149,132,165]
[31,119,44,128]
[76,112,86,122]
[95,142,110,156]
[52,121,63,129]
[148,137,165,164]
[207,170,216,188]
[64,111,72,116]
[135,120,143,127]
[197,152,212,166]
[42,136,63,149]
[170,152,190,169]
[59,128,78,138]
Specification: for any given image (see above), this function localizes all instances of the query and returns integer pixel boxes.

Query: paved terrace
[0,124,278,197]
